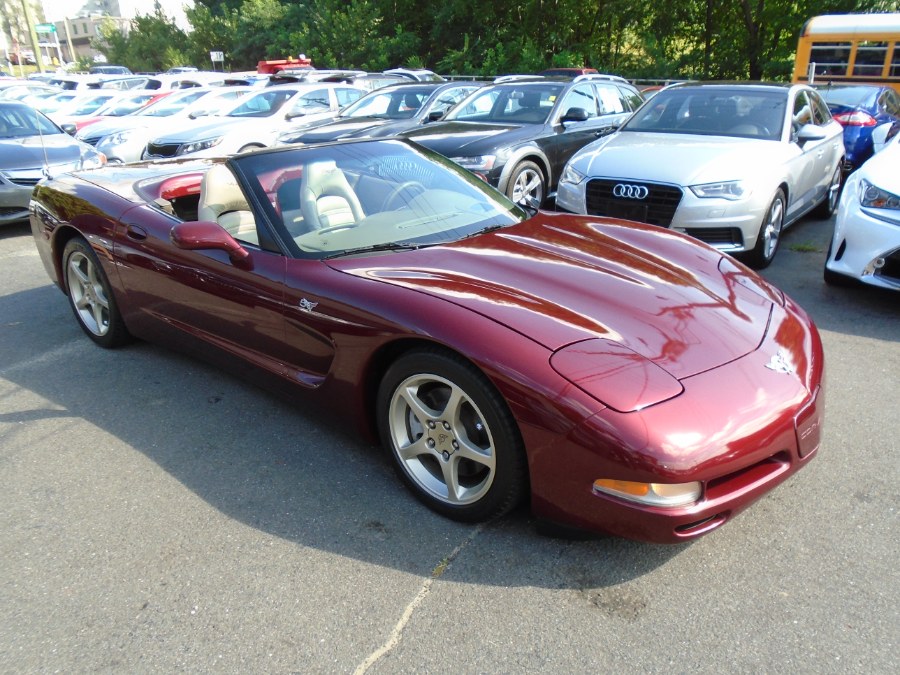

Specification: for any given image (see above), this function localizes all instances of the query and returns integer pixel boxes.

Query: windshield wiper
[323,241,427,259]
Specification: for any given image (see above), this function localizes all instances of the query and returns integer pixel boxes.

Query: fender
[495,144,553,196]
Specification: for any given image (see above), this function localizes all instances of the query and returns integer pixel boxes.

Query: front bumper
[826,177,900,291]
[528,296,824,543]
[0,181,33,225]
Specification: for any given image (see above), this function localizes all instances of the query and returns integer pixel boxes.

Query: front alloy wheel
[745,189,786,269]
[507,160,545,209]
[378,349,527,522]
[63,237,130,348]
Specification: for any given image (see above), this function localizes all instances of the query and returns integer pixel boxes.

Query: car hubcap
[763,198,784,260]
[511,168,542,207]
[66,251,110,337]
[388,373,495,505]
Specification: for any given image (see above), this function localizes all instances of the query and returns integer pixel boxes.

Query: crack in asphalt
[353,521,487,673]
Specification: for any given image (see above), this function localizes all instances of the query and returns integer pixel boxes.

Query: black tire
[62,237,131,348]
[744,189,786,269]
[505,160,545,208]
[813,165,842,218]
[377,348,528,522]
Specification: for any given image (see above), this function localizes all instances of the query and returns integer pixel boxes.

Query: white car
[556,82,845,268]
[824,125,900,290]
[142,84,365,159]
[77,87,250,163]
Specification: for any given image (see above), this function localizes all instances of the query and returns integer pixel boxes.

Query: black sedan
[397,75,644,206]
[276,81,484,146]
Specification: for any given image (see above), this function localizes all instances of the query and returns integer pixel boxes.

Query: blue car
[818,85,900,170]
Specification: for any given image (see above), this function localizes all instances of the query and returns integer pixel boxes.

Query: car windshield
[227,89,297,118]
[622,87,787,140]
[339,87,433,119]
[94,93,156,116]
[0,104,63,138]
[818,86,878,107]
[621,87,787,141]
[444,83,563,124]
[232,139,527,258]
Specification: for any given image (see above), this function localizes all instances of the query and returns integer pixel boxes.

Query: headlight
[80,151,106,169]
[859,179,900,210]
[104,130,130,146]
[451,155,497,171]
[560,163,586,186]
[689,180,748,201]
[593,479,702,507]
[178,136,223,155]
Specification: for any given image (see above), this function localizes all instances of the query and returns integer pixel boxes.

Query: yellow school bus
[792,13,900,92]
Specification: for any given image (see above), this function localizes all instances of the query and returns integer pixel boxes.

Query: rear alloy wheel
[506,161,545,208]
[814,165,843,218]
[63,237,131,348]
[377,349,527,522]
[745,189,786,269]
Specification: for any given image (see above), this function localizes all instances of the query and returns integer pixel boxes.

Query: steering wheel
[382,181,426,211]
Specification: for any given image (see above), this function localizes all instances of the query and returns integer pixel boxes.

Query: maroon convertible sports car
[30,139,824,543]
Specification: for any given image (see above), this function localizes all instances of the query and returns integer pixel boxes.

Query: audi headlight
[560,164,586,186]
[689,180,748,201]
[860,179,900,210]
[451,155,497,171]
[178,136,223,156]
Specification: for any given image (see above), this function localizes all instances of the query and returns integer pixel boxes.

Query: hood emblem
[298,298,318,312]
[613,183,649,200]
[765,350,794,375]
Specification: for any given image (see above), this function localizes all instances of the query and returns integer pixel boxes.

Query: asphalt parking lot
[1,212,897,673]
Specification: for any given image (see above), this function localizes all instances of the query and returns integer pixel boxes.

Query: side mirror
[61,123,77,136]
[871,121,899,154]
[795,123,826,145]
[427,110,444,122]
[170,220,251,265]
[561,107,589,124]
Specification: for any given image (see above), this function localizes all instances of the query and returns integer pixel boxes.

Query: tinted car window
[336,88,363,106]
[595,83,627,114]
[792,91,813,129]
[557,84,598,118]
[618,85,644,111]
[809,90,833,125]
[447,83,564,124]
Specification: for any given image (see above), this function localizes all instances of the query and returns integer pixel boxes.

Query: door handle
[126,225,148,241]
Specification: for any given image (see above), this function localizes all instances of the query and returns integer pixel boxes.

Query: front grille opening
[876,249,900,282]
[834,239,847,262]
[705,450,791,501]
[585,179,683,227]
[684,227,744,247]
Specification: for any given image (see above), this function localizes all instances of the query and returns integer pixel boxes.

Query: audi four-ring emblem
[613,183,649,199]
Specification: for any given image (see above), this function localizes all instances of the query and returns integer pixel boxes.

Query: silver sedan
[556,82,845,268]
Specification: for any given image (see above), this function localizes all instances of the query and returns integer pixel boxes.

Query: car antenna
[32,106,53,180]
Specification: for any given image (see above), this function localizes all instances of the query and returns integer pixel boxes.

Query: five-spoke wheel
[377,349,526,522]
[63,238,130,348]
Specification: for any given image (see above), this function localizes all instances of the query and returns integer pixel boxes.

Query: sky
[41,1,193,29]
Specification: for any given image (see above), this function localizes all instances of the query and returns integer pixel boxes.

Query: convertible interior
[136,144,520,257]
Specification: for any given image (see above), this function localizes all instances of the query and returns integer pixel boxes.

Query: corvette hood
[401,121,532,156]
[576,131,792,185]
[331,213,777,380]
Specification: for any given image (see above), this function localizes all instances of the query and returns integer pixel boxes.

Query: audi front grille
[144,142,181,159]
[585,179,683,227]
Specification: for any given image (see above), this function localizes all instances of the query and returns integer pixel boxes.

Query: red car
[29,139,824,543]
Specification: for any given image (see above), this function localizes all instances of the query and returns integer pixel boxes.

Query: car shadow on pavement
[1,281,689,590]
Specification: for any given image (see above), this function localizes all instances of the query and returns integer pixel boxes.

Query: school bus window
[853,42,888,76]
[810,42,851,76]
[892,47,900,77]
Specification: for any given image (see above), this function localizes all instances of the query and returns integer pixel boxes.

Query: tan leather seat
[197,164,258,244]
[299,160,364,230]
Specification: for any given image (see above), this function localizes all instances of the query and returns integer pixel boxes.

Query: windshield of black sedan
[234,140,526,257]
[445,83,563,124]
[622,88,787,140]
